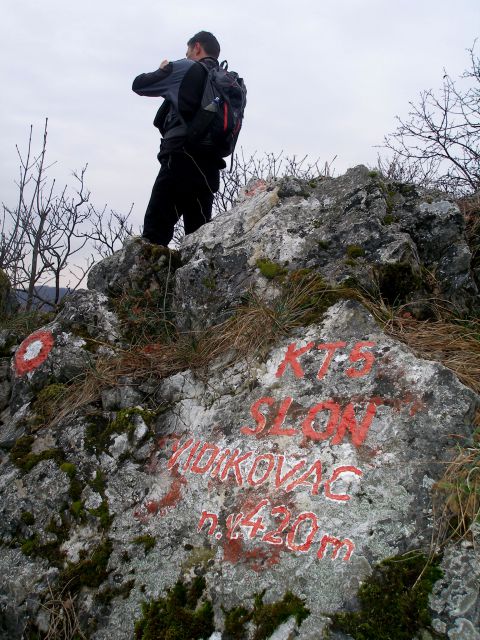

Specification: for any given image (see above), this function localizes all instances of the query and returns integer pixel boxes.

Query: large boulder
[0,168,478,639]
[10,290,120,411]
[174,167,478,330]
[96,299,476,639]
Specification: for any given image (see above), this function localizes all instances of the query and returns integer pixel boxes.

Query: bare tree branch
[380,42,480,196]
[1,120,135,310]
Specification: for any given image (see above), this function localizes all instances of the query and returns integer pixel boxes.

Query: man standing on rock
[132,31,226,246]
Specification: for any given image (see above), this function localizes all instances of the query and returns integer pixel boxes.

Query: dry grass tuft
[432,411,480,545]
[40,581,86,640]
[53,272,349,423]
[357,284,480,395]
[386,316,480,394]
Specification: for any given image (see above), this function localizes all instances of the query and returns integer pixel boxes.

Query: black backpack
[187,60,247,162]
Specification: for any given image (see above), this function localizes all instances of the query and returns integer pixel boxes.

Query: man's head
[186,31,220,61]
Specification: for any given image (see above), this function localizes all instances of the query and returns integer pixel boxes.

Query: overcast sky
[1,0,479,232]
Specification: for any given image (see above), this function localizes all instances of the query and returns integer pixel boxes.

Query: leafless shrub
[379,42,480,197]
[213,149,336,215]
[86,205,134,260]
[0,120,133,310]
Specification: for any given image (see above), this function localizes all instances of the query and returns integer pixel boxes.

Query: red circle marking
[14,330,55,376]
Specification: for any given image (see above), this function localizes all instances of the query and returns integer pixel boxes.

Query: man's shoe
[141,234,166,246]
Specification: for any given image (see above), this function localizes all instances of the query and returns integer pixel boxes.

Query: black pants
[143,151,220,246]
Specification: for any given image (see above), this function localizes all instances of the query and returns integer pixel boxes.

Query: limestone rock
[9,289,121,411]
[0,168,478,639]
[429,539,480,639]
[87,236,181,297]
[175,166,477,330]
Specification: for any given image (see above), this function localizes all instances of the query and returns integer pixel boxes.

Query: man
[132,31,226,246]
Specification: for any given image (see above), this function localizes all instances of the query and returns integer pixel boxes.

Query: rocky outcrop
[175,166,478,329]
[0,167,478,640]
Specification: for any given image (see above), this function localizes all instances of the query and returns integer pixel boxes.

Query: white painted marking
[23,340,43,361]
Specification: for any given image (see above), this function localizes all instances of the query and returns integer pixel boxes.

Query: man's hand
[159,59,169,69]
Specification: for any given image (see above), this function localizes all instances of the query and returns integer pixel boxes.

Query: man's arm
[132,62,173,96]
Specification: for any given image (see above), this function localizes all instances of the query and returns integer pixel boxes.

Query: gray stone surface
[430,538,480,638]
[10,289,120,411]
[87,236,180,297]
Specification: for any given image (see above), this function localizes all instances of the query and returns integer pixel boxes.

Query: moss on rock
[134,576,214,640]
[346,245,365,259]
[256,258,288,280]
[133,534,156,554]
[330,552,442,640]
[58,538,113,594]
[377,262,423,306]
[252,591,309,640]
[85,407,154,454]
[9,435,63,472]
[96,578,136,606]
[222,590,309,640]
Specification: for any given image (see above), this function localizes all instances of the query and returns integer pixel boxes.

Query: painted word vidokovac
[168,439,362,499]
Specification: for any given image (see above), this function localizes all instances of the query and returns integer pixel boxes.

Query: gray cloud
[1,0,478,230]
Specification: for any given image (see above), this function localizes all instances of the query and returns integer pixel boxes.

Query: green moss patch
[20,515,70,566]
[139,242,182,269]
[96,578,136,606]
[9,435,63,472]
[89,500,112,529]
[346,245,365,259]
[90,468,107,494]
[58,538,113,594]
[202,275,217,290]
[252,591,309,640]
[134,576,214,640]
[256,258,288,280]
[87,469,113,529]
[330,552,442,640]
[69,500,85,518]
[223,605,251,639]
[86,407,154,454]
[382,214,396,225]
[20,511,35,526]
[133,534,156,554]
[223,590,309,640]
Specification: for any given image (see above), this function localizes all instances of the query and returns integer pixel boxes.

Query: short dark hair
[187,31,220,59]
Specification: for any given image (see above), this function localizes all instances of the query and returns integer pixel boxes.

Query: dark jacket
[132,57,224,165]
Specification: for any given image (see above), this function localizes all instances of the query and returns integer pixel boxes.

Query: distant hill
[15,286,69,309]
